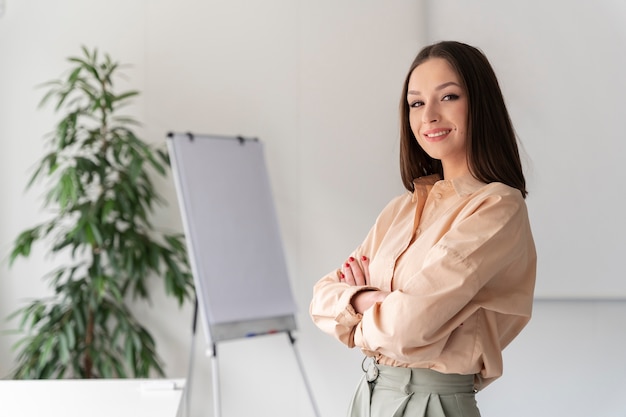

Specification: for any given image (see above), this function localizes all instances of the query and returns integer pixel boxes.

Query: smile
[424,130,451,138]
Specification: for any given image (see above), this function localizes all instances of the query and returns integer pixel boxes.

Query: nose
[421,102,439,123]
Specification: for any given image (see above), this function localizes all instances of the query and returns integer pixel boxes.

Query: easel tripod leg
[287,332,321,417]
[210,344,221,417]
[182,296,199,417]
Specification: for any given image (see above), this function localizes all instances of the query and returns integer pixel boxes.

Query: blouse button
[434,192,442,199]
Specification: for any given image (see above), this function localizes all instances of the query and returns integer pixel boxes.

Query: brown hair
[399,41,527,198]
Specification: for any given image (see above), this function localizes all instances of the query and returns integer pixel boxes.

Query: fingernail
[340,272,345,279]
[362,256,368,261]
[345,262,350,268]
[349,257,355,262]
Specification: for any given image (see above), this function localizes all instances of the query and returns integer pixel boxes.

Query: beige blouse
[310,174,536,390]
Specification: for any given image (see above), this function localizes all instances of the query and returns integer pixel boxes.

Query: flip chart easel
[166,132,319,417]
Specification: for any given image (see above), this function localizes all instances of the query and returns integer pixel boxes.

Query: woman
[309,41,537,417]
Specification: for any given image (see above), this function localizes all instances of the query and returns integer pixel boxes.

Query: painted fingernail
[345,262,350,268]
[362,256,368,261]
[349,257,355,262]
[340,272,345,279]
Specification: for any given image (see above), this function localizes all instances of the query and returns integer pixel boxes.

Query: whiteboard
[167,133,297,343]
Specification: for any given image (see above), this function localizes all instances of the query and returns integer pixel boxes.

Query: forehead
[407,58,461,90]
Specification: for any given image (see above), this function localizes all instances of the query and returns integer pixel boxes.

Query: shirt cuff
[333,286,377,328]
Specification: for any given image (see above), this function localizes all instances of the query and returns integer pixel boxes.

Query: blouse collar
[411,173,487,202]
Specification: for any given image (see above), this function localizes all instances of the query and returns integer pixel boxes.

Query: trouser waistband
[371,364,475,395]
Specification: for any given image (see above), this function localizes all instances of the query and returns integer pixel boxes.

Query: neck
[441,163,470,180]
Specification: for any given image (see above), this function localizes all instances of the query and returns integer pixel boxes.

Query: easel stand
[167,133,318,417]
[183,299,320,417]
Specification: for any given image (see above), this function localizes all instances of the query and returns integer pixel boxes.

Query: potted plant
[7,46,194,379]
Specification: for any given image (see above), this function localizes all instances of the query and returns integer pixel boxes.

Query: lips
[422,128,451,142]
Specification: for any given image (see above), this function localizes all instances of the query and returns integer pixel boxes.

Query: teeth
[426,130,450,138]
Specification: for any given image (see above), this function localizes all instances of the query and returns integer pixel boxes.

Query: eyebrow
[407,81,461,96]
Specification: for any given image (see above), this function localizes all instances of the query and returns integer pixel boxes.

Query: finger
[336,269,345,282]
[348,257,366,286]
[360,255,371,283]
[343,262,357,286]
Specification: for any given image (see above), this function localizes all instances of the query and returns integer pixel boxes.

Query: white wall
[478,301,626,417]
[2,1,626,417]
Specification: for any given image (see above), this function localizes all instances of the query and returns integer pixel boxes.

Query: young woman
[310,41,537,417]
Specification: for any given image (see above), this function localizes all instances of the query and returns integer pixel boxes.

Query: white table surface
[0,378,185,417]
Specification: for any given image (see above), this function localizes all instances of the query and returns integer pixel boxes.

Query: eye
[442,94,460,101]
[409,100,424,108]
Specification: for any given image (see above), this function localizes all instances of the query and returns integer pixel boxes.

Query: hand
[339,256,389,314]
[341,255,370,286]
[351,290,389,315]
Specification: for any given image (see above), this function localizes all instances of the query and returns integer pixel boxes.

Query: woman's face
[407,57,469,179]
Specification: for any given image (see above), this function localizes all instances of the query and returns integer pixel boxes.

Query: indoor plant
[7,47,194,379]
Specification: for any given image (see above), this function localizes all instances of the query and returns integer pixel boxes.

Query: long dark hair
[399,41,527,198]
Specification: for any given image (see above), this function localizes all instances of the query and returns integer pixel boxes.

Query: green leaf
[38,338,55,369]
[124,336,134,366]
[113,90,139,103]
[100,199,116,222]
[64,322,76,349]
[85,221,103,246]
[59,332,70,363]
[72,306,86,334]
[9,226,41,265]
[148,243,161,270]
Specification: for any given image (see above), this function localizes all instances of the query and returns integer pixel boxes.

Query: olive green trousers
[348,364,481,417]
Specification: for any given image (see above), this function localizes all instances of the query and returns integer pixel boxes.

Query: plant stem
[99,77,108,153]
[84,308,94,378]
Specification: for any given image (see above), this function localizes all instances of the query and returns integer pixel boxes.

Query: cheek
[455,105,469,133]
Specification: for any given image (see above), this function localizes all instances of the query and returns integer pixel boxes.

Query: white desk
[0,378,185,417]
